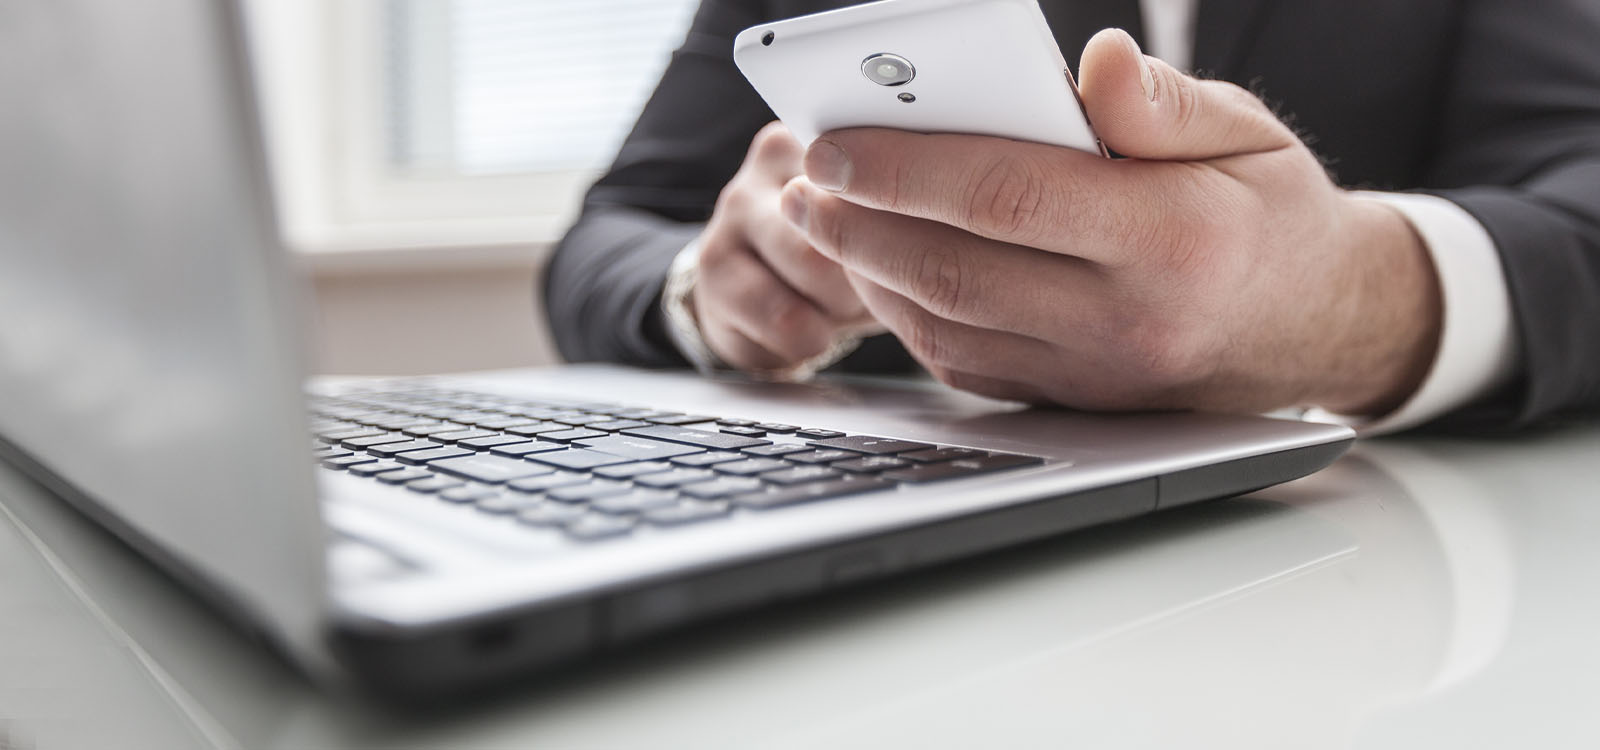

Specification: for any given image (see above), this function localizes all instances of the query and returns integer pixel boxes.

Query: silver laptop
[0,0,1353,699]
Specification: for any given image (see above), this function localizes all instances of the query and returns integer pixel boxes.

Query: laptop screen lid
[0,0,326,661]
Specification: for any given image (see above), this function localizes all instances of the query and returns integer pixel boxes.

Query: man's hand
[778,29,1442,415]
[691,122,880,375]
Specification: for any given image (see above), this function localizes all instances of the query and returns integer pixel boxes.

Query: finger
[847,275,1056,403]
[1077,28,1298,160]
[802,127,1157,264]
[783,179,1105,339]
[699,316,791,372]
[741,180,871,322]
[743,121,805,185]
[697,243,838,364]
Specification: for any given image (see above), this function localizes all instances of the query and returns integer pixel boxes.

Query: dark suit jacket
[545,0,1600,429]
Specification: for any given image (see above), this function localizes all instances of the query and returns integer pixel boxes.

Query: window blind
[388,0,700,176]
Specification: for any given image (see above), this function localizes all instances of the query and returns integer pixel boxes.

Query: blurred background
[247,0,699,375]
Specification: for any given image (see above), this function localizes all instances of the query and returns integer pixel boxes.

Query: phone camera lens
[761,31,775,46]
[861,53,915,86]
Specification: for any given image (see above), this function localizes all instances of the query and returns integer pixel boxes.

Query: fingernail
[805,138,851,192]
[780,184,809,232]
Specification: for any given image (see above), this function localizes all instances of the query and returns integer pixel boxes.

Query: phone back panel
[734,0,1100,152]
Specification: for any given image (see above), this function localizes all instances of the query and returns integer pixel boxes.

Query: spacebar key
[430,454,550,484]
[622,424,769,450]
[732,477,894,510]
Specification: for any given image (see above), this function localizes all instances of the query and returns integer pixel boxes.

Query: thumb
[1077,28,1297,160]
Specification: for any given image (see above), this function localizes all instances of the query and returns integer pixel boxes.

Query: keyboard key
[442,411,500,426]
[516,502,588,526]
[319,427,382,442]
[741,443,811,458]
[457,434,531,451]
[754,423,798,433]
[429,428,497,444]
[732,477,894,510]
[563,514,636,541]
[365,439,441,458]
[592,461,673,479]
[721,425,767,438]
[643,499,731,527]
[474,416,539,430]
[585,419,651,432]
[607,408,670,420]
[349,461,404,477]
[795,428,845,440]
[431,454,554,484]
[577,434,704,461]
[504,422,570,437]
[322,454,378,470]
[401,422,469,437]
[808,435,934,455]
[488,440,566,458]
[375,468,433,485]
[546,481,632,504]
[395,446,475,465]
[590,489,679,514]
[527,448,631,471]
[711,458,791,476]
[670,451,744,467]
[548,414,608,427]
[476,493,544,515]
[438,486,492,502]
[900,447,986,463]
[646,414,715,425]
[783,449,857,465]
[507,472,589,493]
[406,476,465,494]
[624,425,770,450]
[831,456,912,474]
[680,476,764,499]
[371,417,435,431]
[340,432,413,449]
[716,418,756,427]
[761,465,843,485]
[313,447,353,460]
[633,468,715,488]
[881,454,1043,483]
[539,428,609,443]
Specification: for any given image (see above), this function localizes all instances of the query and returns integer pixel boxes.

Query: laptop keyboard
[310,386,1044,543]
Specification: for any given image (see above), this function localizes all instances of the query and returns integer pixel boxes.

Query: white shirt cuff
[660,237,724,374]
[1307,192,1519,435]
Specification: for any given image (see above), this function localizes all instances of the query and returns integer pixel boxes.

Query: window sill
[289,218,561,275]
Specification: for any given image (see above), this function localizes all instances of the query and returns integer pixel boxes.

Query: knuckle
[910,247,968,319]
[1170,77,1205,135]
[696,232,740,270]
[807,194,850,260]
[966,155,1050,241]
[713,177,751,216]
[765,291,823,346]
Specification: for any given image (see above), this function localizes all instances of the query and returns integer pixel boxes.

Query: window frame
[249,0,597,257]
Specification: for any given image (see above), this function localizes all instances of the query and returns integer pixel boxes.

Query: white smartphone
[733,0,1106,156]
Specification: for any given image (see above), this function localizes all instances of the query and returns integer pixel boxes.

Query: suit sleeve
[1422,0,1600,427]
[543,0,776,366]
